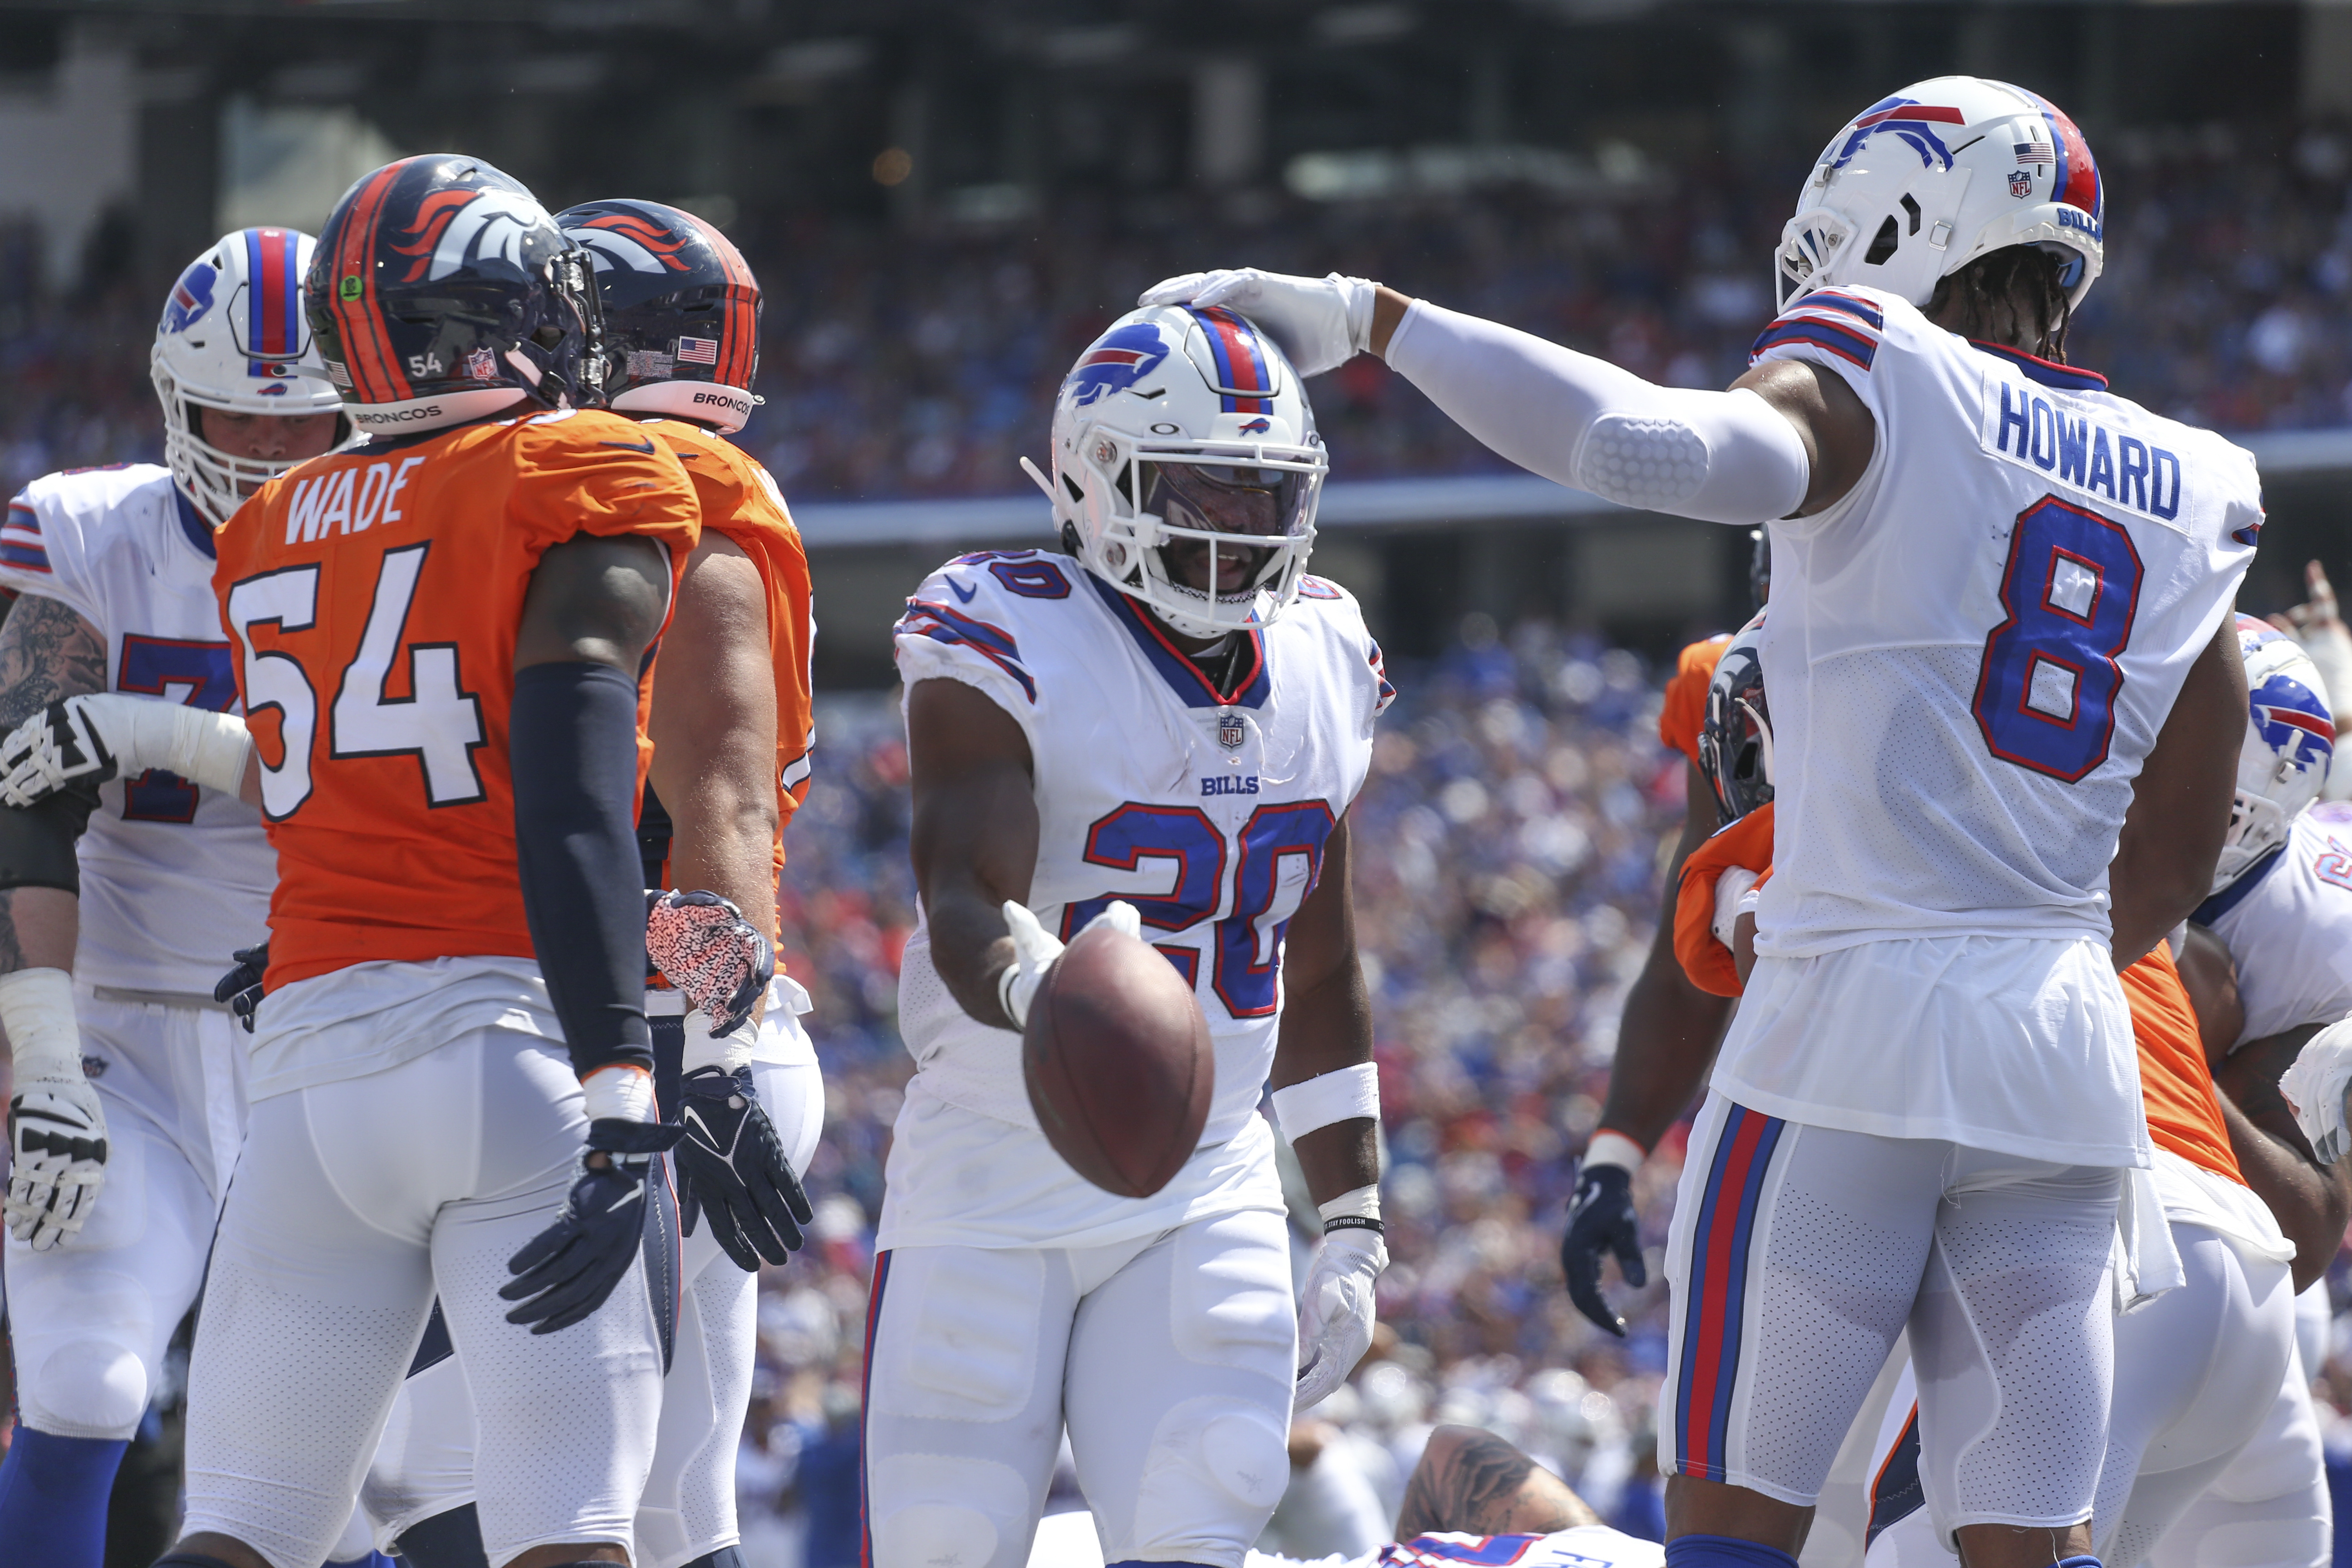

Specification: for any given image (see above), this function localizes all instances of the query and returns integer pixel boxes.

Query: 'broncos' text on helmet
[152,227,351,525]
[1700,610,1773,825]
[555,199,764,436]
[1034,303,1327,641]
[2214,614,2336,893]
[306,154,600,435]
[1777,76,2104,314]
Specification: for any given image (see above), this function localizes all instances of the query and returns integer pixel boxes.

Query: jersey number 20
[1971,495,2144,784]
[1062,801,1335,1018]
[225,543,488,820]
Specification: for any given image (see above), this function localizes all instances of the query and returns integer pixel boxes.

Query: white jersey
[2196,803,2352,1047]
[883,549,1390,1250]
[1715,288,2258,1164]
[1748,286,2261,956]
[0,465,272,997]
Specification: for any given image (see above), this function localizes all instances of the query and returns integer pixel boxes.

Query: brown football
[1023,923,1215,1197]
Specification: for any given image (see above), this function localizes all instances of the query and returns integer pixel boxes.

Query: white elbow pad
[1574,387,1811,525]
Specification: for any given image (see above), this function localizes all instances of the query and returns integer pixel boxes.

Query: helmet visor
[1140,461,1311,539]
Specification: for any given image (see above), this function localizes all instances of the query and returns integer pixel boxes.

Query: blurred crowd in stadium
[10,121,2352,502]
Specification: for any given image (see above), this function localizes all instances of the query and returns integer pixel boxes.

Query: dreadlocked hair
[1926,245,2073,363]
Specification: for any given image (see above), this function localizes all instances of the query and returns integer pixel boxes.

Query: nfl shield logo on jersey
[1218,711,1245,750]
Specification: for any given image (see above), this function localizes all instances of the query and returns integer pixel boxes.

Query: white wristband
[1271,1062,1380,1140]
[1582,1129,1646,1174]
[0,966,81,1082]
[681,1009,755,1075]
[580,1063,655,1124]
[1712,867,1761,948]
[1317,1183,1381,1224]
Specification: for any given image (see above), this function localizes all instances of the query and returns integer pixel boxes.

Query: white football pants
[3,990,243,1440]
[361,1057,826,1568]
[179,1026,666,1568]
[862,1207,1297,1568]
[1662,1093,2122,1539]
[1864,1219,2294,1567]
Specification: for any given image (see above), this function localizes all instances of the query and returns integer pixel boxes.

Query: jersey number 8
[1971,495,2145,784]
[225,542,488,820]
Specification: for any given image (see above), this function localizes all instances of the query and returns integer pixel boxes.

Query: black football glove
[500,1117,685,1334]
[675,1065,812,1271]
[1560,1161,1646,1337]
[214,941,269,1034]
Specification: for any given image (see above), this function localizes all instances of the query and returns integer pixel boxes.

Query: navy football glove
[500,1117,685,1334]
[214,941,268,1034]
[675,1065,812,1271]
[1560,1161,1646,1338]
[646,890,774,1037]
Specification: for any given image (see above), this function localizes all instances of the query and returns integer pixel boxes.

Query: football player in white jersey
[872,302,1392,1568]
[1148,77,2259,1568]
[0,229,346,1568]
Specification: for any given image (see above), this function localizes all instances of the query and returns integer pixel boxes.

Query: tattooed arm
[1392,1425,1601,1539]
[0,595,107,975]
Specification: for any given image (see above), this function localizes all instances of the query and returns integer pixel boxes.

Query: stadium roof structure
[793,429,2352,549]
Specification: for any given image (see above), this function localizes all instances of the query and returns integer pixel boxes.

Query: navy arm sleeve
[510,661,654,1080]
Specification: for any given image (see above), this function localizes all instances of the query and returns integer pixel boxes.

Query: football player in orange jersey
[363,199,821,1568]
[1671,620,2345,1568]
[1557,531,1767,1339]
[33,155,706,1568]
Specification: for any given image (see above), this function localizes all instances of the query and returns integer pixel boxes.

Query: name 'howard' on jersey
[1746,286,2261,955]
[892,549,1392,1150]
[0,465,271,997]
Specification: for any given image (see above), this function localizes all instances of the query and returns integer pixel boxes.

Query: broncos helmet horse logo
[564,213,693,275]
[393,189,554,284]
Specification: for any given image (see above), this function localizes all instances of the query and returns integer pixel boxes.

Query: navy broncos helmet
[1700,611,1774,825]
[307,154,600,435]
[555,199,763,435]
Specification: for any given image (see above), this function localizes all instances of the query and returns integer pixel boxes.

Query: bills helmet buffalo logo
[161,260,219,335]
[1065,322,1171,408]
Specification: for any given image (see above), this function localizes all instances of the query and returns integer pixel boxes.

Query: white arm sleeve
[1384,300,1811,525]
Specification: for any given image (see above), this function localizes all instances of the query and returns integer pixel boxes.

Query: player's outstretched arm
[2215,1023,2352,1294]
[501,534,686,1335]
[0,595,108,1250]
[1137,270,1867,524]
[906,676,1040,1031]
[1269,814,1388,1411]
[1565,760,1729,1337]
[1392,1425,1601,1539]
[2112,619,2246,969]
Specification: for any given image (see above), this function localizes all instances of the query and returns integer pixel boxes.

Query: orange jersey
[214,407,701,990]
[2124,944,2244,1185]
[647,420,815,879]
[1659,633,1730,767]
[1673,804,1775,997]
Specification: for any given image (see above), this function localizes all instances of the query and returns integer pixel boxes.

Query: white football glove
[2280,1018,2352,1165]
[1135,269,1377,379]
[0,692,251,808]
[1294,1225,1387,1412]
[2,968,106,1250]
[995,899,1141,1030]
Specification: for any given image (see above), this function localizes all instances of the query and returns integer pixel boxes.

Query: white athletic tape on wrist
[1271,1062,1380,1140]
[581,1063,656,1123]
[103,694,252,795]
[681,1009,755,1074]
[1582,1129,1647,1174]
[1712,867,1761,948]
[1317,1183,1382,1226]
[0,967,81,1082]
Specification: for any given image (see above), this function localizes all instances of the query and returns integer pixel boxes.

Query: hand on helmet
[1137,270,1377,379]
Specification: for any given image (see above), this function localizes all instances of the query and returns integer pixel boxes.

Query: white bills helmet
[1033,304,1326,640]
[152,228,350,525]
[1776,77,2104,314]
[2215,615,2335,892]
